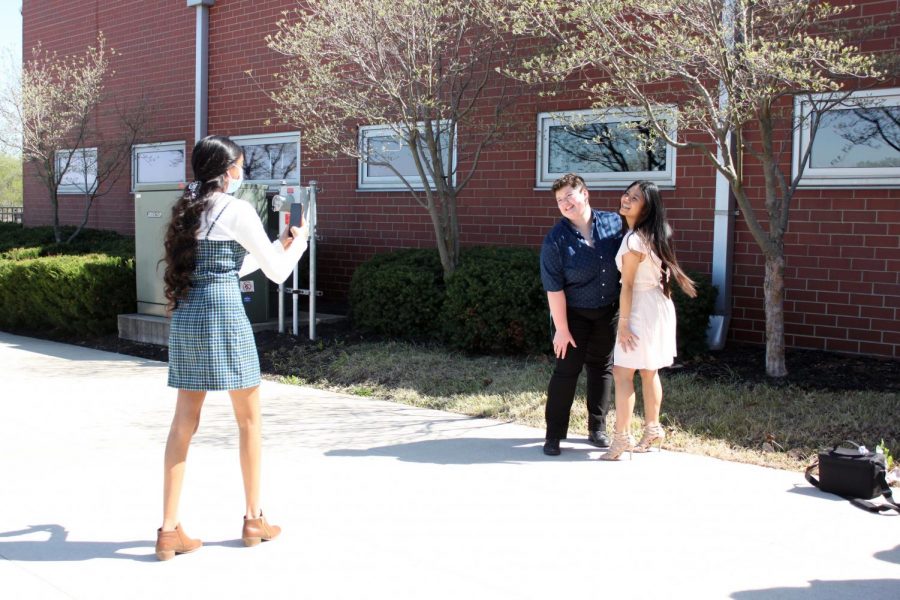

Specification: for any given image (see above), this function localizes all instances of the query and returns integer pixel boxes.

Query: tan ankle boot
[155,525,202,561]
[242,511,281,547]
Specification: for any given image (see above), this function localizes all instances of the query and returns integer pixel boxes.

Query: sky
[0,2,21,63]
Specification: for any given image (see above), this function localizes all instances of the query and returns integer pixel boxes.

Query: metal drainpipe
[708,145,735,350]
[707,0,737,350]
[187,0,215,142]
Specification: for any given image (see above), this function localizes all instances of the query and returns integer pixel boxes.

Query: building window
[231,132,300,185]
[537,107,677,189]
[794,88,900,188]
[132,142,186,190]
[56,148,98,194]
[358,122,456,191]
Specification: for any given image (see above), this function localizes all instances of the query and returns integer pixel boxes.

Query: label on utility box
[240,281,255,293]
[146,211,163,218]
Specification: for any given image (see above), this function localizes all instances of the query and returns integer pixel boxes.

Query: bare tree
[507,0,889,376]
[264,0,529,279]
[0,33,149,242]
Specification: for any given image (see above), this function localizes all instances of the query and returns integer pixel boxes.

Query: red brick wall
[21,0,900,359]
[21,0,195,234]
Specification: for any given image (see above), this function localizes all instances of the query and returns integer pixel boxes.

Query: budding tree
[0,34,149,242]
[508,0,887,376]
[265,0,527,279]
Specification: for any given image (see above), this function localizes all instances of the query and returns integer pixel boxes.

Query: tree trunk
[427,197,456,282]
[763,252,787,377]
[51,191,62,243]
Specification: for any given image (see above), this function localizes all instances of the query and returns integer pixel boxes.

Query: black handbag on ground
[805,441,899,514]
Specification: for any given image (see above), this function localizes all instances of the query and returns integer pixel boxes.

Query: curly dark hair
[163,135,244,310]
[626,180,696,299]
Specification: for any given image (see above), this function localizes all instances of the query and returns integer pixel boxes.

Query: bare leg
[162,390,206,531]
[612,365,637,433]
[639,369,663,425]
[230,385,262,519]
[634,369,666,452]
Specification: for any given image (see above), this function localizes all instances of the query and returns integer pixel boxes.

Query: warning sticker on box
[240,281,255,293]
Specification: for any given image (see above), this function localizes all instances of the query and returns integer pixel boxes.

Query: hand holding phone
[287,202,310,242]
[289,202,305,230]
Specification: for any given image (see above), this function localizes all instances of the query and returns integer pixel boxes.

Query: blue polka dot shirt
[540,209,625,309]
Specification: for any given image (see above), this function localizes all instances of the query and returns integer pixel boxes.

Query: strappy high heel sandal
[634,423,665,453]
[599,431,635,461]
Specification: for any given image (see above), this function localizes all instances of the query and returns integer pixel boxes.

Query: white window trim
[536,107,677,190]
[793,87,900,188]
[131,141,186,191]
[56,147,98,195]
[357,122,457,191]
[230,131,301,186]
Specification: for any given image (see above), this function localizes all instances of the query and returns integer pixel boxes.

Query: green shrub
[349,248,445,339]
[442,247,550,355]
[0,224,136,335]
[0,253,136,335]
[0,223,134,259]
[672,270,717,359]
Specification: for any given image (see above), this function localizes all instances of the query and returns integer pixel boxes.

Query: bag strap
[806,460,900,514]
[850,471,900,514]
[804,460,820,488]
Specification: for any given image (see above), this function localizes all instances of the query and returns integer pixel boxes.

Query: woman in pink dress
[601,181,697,461]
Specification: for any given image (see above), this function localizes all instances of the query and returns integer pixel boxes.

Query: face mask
[226,167,243,195]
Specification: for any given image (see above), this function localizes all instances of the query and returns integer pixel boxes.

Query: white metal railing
[0,205,23,224]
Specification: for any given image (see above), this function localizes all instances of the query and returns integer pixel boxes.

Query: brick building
[21,0,900,359]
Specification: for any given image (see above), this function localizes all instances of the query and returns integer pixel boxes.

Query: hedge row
[350,247,717,357]
[0,223,136,335]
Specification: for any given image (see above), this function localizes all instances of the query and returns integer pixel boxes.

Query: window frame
[230,131,301,186]
[536,107,677,190]
[131,141,186,191]
[357,122,457,192]
[793,87,900,189]
[56,147,98,195]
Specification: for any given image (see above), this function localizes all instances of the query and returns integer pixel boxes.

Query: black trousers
[545,303,618,440]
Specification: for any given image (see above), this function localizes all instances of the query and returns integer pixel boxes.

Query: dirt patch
[673,342,899,394]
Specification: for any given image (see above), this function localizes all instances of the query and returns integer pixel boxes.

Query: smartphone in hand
[288,202,307,235]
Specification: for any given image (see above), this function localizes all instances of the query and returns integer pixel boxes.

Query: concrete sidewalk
[0,331,897,600]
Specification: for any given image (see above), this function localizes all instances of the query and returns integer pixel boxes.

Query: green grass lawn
[264,339,899,472]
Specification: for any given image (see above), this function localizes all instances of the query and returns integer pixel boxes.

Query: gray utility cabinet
[134,184,276,323]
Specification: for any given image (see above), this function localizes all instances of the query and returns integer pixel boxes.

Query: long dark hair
[163,135,244,310]
[626,180,696,299]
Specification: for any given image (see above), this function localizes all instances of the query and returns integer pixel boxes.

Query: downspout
[707,0,737,350]
[708,144,736,350]
[187,0,215,142]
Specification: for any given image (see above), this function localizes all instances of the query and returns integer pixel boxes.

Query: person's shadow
[326,437,600,464]
[0,524,239,562]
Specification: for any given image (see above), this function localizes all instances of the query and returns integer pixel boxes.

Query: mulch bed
[8,324,899,394]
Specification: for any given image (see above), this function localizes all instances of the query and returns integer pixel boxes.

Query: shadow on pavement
[731,578,900,599]
[785,485,844,501]
[326,437,604,464]
[0,524,240,562]
[874,544,900,565]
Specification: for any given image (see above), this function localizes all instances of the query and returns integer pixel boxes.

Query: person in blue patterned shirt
[539,173,625,456]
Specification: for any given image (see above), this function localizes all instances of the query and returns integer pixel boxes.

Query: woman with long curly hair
[601,181,696,461]
[155,135,308,560]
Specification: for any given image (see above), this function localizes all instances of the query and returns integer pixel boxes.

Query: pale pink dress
[613,232,677,370]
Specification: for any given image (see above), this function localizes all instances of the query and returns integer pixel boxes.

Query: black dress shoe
[588,431,611,448]
[543,438,561,456]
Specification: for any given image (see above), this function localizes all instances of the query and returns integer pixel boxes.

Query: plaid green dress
[167,203,260,391]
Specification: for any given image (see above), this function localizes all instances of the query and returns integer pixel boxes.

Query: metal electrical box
[134,183,278,323]
[135,186,184,317]
[232,183,277,324]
